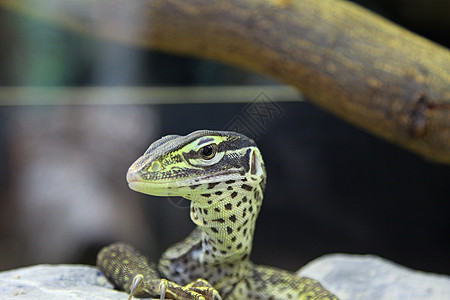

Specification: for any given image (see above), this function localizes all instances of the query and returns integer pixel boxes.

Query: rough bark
[1,0,449,163]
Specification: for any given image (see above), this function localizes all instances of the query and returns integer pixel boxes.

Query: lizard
[97,130,339,300]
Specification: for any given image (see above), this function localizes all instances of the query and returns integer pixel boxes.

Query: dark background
[0,0,448,275]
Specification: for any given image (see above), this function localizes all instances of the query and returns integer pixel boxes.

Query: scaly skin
[97,130,339,300]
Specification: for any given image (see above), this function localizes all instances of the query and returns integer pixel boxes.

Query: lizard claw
[159,279,168,300]
[128,274,144,300]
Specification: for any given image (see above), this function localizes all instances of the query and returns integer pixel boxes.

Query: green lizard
[97,130,339,300]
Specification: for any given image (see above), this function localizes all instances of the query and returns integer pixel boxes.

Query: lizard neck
[187,178,264,264]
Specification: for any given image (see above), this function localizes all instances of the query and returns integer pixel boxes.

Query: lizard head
[126,130,265,202]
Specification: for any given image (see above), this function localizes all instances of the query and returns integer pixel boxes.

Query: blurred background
[0,0,448,275]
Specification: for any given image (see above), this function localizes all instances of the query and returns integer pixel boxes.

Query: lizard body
[97,130,338,300]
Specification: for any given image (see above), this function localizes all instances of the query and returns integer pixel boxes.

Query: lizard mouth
[126,170,140,184]
[126,172,144,193]
[126,171,149,192]
[126,169,180,196]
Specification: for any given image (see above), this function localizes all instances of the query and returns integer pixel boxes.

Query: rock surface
[0,254,449,300]
[0,264,128,300]
[298,254,450,300]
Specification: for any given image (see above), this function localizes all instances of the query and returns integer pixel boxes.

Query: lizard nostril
[150,161,161,172]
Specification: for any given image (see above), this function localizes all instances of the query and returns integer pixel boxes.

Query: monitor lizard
[97,130,339,300]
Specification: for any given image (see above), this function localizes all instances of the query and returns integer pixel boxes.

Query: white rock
[297,254,450,300]
[0,264,131,300]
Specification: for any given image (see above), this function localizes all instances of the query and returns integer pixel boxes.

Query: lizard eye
[199,144,217,160]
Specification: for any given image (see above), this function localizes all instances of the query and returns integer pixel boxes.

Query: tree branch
[1,0,449,163]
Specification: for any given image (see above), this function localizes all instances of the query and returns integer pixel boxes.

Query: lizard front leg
[97,243,222,300]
